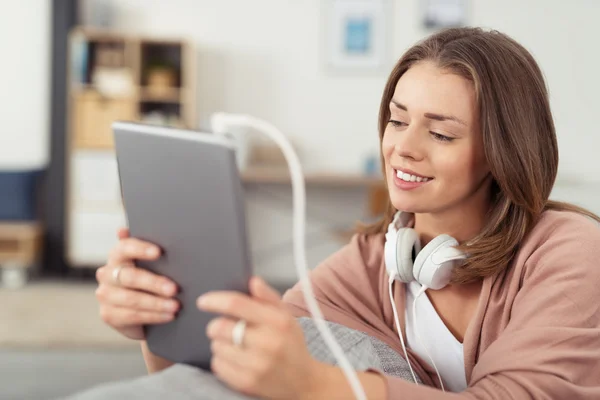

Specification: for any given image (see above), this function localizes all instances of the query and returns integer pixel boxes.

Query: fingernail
[163,283,175,295]
[162,313,174,320]
[206,318,217,334]
[197,295,210,308]
[163,301,178,311]
[146,247,159,257]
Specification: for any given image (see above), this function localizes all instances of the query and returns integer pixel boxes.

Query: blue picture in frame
[324,0,388,71]
[344,17,372,54]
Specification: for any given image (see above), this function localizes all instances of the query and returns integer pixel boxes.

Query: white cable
[413,285,445,392]
[211,113,367,400]
[388,275,419,385]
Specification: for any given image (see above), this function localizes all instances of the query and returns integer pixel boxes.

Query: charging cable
[388,274,418,384]
[211,113,367,400]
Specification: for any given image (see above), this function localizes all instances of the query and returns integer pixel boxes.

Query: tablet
[113,121,252,369]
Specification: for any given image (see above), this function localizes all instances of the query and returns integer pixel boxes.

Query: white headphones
[384,211,466,290]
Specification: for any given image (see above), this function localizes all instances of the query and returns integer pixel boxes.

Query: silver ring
[232,320,247,348]
[112,265,124,286]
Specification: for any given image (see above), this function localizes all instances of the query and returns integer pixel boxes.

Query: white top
[405,281,467,392]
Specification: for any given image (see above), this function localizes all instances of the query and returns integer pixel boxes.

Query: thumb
[117,227,130,240]
[249,276,282,305]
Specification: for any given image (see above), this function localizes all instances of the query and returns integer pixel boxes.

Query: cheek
[381,132,394,162]
[436,147,487,189]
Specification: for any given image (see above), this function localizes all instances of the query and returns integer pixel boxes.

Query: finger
[211,340,264,371]
[212,343,271,396]
[108,238,161,264]
[249,276,281,305]
[206,317,272,351]
[197,292,286,327]
[117,227,130,240]
[99,305,175,328]
[211,356,251,394]
[96,284,179,313]
[96,265,178,297]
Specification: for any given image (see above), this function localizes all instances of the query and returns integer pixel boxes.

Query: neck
[414,208,487,246]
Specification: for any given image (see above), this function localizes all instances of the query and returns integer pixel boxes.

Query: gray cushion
[62,318,418,400]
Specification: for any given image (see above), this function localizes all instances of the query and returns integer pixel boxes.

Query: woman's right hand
[95,227,180,340]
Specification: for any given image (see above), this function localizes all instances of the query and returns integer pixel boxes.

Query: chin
[389,192,428,214]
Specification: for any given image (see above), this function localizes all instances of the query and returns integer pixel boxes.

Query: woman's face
[382,61,491,216]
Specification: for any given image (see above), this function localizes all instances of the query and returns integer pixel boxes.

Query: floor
[0,274,296,400]
[0,349,148,400]
[0,279,148,400]
[0,280,135,348]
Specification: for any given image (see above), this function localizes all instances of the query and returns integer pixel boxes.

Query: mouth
[393,167,433,183]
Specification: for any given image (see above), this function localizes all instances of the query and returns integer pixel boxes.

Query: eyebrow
[390,99,468,127]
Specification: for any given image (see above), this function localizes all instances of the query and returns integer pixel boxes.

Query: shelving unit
[65,27,196,268]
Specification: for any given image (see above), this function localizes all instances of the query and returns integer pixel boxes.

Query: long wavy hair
[359,27,600,284]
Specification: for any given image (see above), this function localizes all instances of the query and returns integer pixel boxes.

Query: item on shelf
[92,67,134,98]
[145,61,177,97]
[141,111,183,128]
[91,43,134,97]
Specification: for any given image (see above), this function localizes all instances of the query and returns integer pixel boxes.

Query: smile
[394,168,433,183]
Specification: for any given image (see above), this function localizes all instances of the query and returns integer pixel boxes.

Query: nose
[394,126,424,161]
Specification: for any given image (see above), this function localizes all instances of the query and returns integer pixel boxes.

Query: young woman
[95,27,600,399]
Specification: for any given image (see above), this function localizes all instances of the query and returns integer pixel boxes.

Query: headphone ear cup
[413,234,465,290]
[395,228,421,283]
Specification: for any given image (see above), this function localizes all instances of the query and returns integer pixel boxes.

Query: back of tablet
[113,121,252,369]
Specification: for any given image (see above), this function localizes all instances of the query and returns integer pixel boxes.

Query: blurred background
[1,0,599,399]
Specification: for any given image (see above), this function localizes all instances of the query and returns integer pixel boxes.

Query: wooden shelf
[240,166,384,187]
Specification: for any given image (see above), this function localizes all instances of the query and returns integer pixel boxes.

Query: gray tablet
[113,121,252,370]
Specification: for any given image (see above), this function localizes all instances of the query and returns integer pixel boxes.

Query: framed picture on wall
[322,0,390,73]
[422,0,468,29]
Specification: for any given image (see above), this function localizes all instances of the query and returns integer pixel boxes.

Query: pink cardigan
[283,210,600,399]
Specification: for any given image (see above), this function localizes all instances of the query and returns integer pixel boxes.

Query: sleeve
[382,214,600,399]
[282,233,391,337]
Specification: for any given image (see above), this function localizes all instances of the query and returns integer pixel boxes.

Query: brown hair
[360,27,600,284]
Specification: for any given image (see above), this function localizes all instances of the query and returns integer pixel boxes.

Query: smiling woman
[284,26,600,399]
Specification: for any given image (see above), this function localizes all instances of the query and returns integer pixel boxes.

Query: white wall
[108,0,600,181]
[0,1,51,170]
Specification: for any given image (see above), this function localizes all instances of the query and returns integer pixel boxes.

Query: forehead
[392,62,477,122]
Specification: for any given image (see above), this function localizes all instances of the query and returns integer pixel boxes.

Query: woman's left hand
[197,276,328,400]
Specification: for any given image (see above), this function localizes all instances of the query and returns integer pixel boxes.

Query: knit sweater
[283,210,600,399]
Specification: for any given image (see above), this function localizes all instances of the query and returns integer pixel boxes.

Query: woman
[95,27,600,399]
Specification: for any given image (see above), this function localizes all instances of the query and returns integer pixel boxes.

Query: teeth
[395,169,430,183]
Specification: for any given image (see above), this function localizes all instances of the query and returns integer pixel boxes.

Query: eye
[430,132,454,142]
[388,120,407,128]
